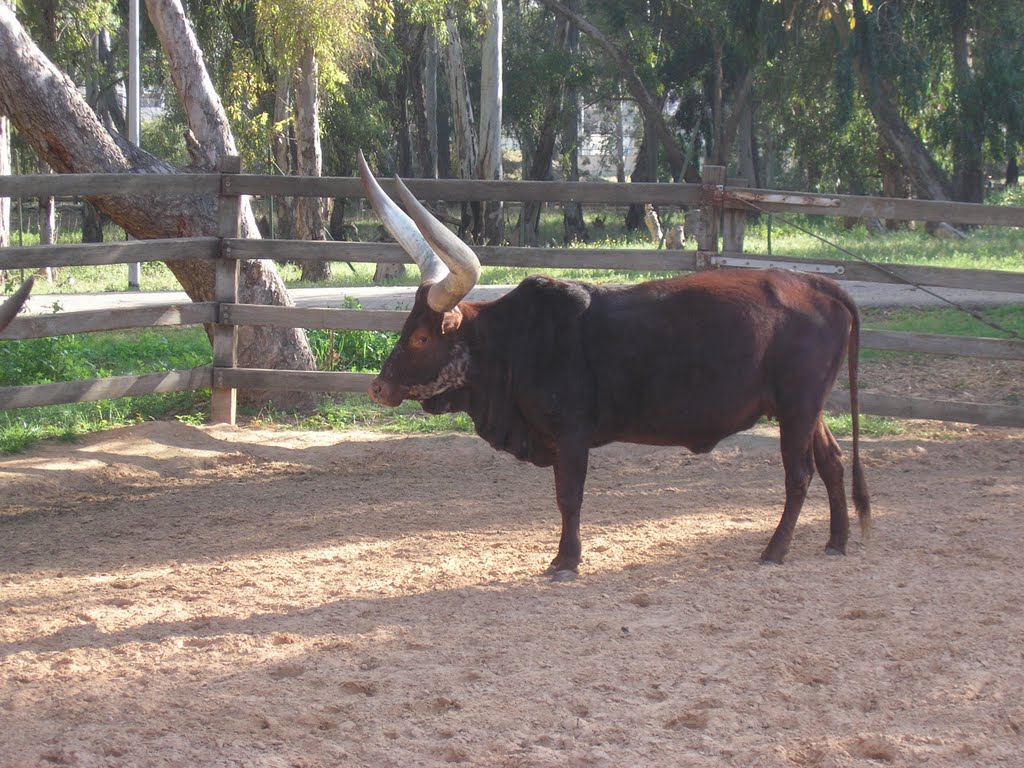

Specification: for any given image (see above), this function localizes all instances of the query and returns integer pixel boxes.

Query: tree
[0,0,10,257]
[0,2,318,408]
[444,13,481,239]
[505,0,576,245]
[539,0,687,181]
[477,0,503,244]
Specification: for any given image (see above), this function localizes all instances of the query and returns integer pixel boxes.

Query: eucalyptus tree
[0,1,319,408]
[252,0,381,281]
[504,0,583,244]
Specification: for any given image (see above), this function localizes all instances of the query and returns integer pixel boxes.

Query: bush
[0,335,99,386]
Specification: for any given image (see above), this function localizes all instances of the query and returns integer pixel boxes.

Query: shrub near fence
[1,160,1023,428]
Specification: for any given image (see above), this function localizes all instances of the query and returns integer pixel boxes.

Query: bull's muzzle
[369,376,403,408]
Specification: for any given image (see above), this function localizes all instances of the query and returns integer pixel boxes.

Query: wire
[727,194,1022,340]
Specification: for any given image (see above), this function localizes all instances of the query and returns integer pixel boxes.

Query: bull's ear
[440,306,463,335]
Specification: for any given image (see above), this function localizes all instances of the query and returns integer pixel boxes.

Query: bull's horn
[392,175,481,312]
[0,276,34,331]
[357,150,449,289]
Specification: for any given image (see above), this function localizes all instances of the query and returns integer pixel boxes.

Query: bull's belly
[594,407,767,455]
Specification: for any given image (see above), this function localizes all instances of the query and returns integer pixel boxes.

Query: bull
[358,152,870,580]
[0,277,34,333]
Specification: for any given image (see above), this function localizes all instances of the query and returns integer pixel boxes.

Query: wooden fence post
[722,177,748,254]
[696,165,726,268]
[211,156,241,425]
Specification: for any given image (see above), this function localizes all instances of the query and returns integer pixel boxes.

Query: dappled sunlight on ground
[2,421,1023,766]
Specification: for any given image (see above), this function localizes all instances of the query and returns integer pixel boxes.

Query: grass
[3,213,1022,452]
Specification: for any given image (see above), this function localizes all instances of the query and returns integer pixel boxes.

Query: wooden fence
[1,160,1022,428]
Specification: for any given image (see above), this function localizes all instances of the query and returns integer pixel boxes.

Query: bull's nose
[369,377,400,407]
[368,378,385,404]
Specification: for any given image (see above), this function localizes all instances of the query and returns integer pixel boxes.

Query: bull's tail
[846,300,872,541]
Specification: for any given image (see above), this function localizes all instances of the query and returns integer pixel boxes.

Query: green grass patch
[249,394,474,435]
[0,391,210,453]
[824,412,903,438]
[863,305,1024,338]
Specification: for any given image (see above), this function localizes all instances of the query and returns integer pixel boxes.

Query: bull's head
[0,277,34,333]
[357,152,481,407]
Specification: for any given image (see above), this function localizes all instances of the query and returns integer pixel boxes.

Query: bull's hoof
[825,545,846,557]
[759,553,785,566]
[550,569,578,583]
[544,562,579,582]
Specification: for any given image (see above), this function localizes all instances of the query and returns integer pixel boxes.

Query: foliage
[306,299,398,372]
[252,395,474,435]
[253,0,384,88]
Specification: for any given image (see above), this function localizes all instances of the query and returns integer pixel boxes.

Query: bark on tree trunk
[421,27,440,179]
[294,46,330,282]
[478,0,504,245]
[271,71,296,240]
[444,16,481,241]
[950,6,984,205]
[0,3,317,408]
[560,0,586,244]
[0,0,8,253]
[626,119,658,231]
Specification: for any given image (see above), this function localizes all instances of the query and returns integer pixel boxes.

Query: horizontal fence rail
[0,165,1021,427]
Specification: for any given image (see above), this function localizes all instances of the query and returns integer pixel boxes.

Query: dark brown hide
[371,268,870,577]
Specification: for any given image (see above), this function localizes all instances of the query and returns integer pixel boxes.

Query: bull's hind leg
[813,417,850,556]
[761,413,817,564]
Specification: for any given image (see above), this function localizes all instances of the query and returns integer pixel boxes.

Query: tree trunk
[0,0,9,254]
[560,0,586,244]
[835,4,955,203]
[625,119,658,231]
[271,70,296,239]
[294,46,330,282]
[1007,150,1019,188]
[950,4,984,204]
[86,28,126,135]
[736,97,757,187]
[478,0,504,245]
[0,3,317,408]
[421,27,440,179]
[517,8,573,246]
[711,38,724,164]
[81,201,105,243]
[538,0,686,181]
[444,16,481,241]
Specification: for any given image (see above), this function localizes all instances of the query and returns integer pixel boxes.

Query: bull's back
[582,270,854,449]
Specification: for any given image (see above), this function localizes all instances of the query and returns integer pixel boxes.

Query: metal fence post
[211,156,241,425]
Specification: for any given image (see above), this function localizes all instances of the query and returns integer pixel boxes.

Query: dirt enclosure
[1,420,1022,767]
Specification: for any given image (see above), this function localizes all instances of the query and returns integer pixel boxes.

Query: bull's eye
[412,333,430,348]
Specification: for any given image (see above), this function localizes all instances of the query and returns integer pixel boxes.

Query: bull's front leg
[545,441,589,581]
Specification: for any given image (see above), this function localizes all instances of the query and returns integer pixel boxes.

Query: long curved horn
[392,175,481,312]
[357,150,449,287]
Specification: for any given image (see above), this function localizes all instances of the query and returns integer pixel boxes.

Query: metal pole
[127,0,141,289]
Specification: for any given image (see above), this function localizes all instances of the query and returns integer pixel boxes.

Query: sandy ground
[1,416,1023,767]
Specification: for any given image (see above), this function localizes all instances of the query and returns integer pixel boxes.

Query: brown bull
[358,152,870,580]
